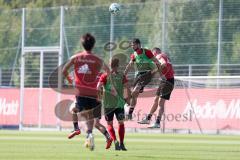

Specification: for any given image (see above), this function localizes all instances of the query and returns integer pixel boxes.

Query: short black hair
[152,47,161,52]
[131,38,141,44]
[81,33,95,51]
[110,58,119,69]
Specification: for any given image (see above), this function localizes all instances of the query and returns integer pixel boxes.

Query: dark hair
[152,47,161,52]
[110,58,119,69]
[81,33,95,51]
[131,38,141,44]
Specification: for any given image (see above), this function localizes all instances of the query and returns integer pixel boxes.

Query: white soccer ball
[109,3,121,15]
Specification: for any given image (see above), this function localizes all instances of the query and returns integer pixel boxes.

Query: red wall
[125,88,240,130]
[0,88,239,130]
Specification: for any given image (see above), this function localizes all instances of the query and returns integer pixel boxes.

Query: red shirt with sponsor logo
[130,48,154,61]
[156,53,174,79]
[73,51,103,98]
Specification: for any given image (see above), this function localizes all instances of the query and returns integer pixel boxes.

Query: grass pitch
[0,130,240,160]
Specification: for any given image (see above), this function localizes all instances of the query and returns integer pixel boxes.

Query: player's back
[73,51,103,98]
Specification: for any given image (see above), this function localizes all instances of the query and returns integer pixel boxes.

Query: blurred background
[0,0,240,87]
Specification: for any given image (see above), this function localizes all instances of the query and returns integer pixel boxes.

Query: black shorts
[156,78,174,100]
[133,71,152,93]
[75,96,101,119]
[104,108,125,122]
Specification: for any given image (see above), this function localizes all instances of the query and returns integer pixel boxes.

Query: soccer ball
[109,3,121,15]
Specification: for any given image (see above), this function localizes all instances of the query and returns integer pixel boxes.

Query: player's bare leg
[148,98,166,128]
[149,96,160,115]
[127,86,140,120]
[138,96,159,124]
[68,107,81,139]
[158,98,166,122]
[94,118,112,149]
[85,118,95,151]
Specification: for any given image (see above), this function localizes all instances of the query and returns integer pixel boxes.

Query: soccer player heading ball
[138,47,175,128]
[124,38,162,120]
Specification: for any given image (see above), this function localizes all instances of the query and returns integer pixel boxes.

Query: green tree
[167,0,218,65]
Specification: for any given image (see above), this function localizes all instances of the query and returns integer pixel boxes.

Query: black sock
[156,116,161,124]
[86,130,92,138]
[73,122,79,130]
[129,107,134,115]
[87,130,92,134]
[147,114,152,120]
[104,130,111,140]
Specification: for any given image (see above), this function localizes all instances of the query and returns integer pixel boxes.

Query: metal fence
[0,63,240,88]
[0,0,239,88]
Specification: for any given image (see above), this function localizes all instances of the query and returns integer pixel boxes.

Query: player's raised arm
[124,81,131,105]
[158,57,167,69]
[151,56,162,76]
[124,60,133,75]
[96,81,104,101]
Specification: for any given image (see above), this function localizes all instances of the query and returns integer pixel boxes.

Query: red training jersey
[156,53,174,79]
[73,51,103,98]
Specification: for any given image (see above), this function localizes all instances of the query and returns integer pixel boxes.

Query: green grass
[0,130,240,160]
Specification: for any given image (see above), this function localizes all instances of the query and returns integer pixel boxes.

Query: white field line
[0,136,240,145]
